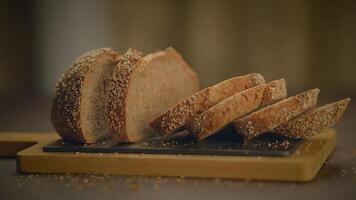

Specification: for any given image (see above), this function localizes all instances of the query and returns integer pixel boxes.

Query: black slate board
[43,128,302,157]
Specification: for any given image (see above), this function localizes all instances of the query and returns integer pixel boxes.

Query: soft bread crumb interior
[81,56,117,142]
[126,53,199,141]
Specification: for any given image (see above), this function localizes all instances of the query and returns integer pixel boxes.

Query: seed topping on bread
[274,98,350,138]
[51,48,118,142]
[108,48,143,140]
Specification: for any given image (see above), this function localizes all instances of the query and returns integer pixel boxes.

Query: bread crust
[190,79,287,140]
[51,48,119,143]
[274,98,350,138]
[108,48,143,142]
[149,73,266,137]
[234,88,320,139]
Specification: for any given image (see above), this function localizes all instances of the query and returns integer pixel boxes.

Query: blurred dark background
[0,0,355,132]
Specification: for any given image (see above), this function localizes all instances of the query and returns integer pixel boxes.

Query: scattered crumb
[341,152,349,160]
[340,169,348,177]
[214,178,221,185]
[129,182,139,191]
[101,186,109,192]
[323,182,328,187]
[175,177,186,184]
[153,182,160,190]
[303,142,312,151]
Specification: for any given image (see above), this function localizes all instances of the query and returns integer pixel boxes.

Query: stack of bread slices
[51,47,350,144]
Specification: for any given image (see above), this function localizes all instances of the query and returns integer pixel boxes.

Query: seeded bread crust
[234,88,320,139]
[51,48,119,143]
[108,48,143,142]
[274,98,350,138]
[108,47,200,142]
[149,73,266,137]
[190,79,287,140]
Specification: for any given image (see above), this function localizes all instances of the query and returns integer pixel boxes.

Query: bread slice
[233,88,320,139]
[149,73,266,137]
[108,48,200,142]
[51,48,120,143]
[189,79,287,140]
[274,98,350,138]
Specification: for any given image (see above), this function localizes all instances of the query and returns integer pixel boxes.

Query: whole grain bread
[108,48,200,142]
[274,98,350,138]
[233,88,320,139]
[51,48,120,143]
[149,73,266,137]
[189,79,287,140]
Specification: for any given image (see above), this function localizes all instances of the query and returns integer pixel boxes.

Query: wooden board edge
[296,128,336,181]
[15,129,336,181]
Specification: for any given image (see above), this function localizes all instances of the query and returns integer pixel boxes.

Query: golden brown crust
[234,88,320,139]
[149,73,266,137]
[108,48,143,142]
[274,98,350,138]
[190,79,287,140]
[51,48,119,143]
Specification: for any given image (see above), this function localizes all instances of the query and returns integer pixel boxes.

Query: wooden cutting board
[0,129,336,181]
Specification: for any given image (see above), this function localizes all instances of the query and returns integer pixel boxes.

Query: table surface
[0,96,355,200]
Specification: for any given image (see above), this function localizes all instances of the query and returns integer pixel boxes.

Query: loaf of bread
[51,47,350,144]
[149,73,265,137]
[233,89,320,139]
[274,98,350,138]
[51,47,199,143]
[51,48,120,143]
[189,79,287,140]
[108,48,200,142]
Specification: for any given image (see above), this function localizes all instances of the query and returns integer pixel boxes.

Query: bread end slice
[274,98,350,138]
[51,48,119,143]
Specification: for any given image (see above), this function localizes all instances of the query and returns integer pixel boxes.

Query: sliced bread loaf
[108,48,200,142]
[189,79,287,140]
[274,98,350,138]
[233,88,320,139]
[149,73,266,137]
[51,48,120,143]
